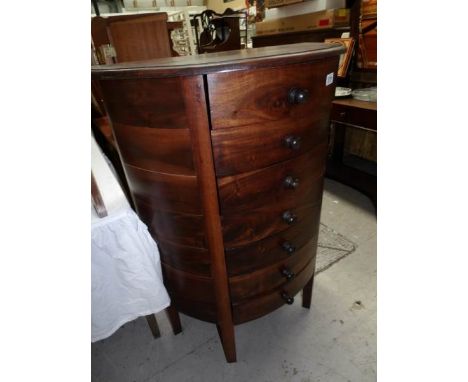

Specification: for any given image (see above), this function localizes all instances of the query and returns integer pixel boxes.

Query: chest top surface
[91,42,345,79]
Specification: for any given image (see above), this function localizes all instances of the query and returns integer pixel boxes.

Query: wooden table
[326,98,377,207]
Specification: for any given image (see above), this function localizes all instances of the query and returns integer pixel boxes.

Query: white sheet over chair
[91,136,170,342]
[91,208,170,342]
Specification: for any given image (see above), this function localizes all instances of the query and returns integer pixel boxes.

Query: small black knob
[281,241,296,254]
[282,211,297,225]
[281,292,294,305]
[283,176,299,189]
[283,136,301,150]
[281,268,295,281]
[288,88,310,105]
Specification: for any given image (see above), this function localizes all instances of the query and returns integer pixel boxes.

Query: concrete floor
[92,179,377,382]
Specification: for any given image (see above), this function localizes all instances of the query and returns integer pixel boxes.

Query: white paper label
[326,72,334,86]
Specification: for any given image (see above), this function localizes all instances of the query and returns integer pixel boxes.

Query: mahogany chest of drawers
[92,43,343,362]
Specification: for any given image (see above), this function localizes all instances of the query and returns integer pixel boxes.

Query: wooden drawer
[207,60,338,131]
[229,239,316,302]
[136,202,206,248]
[330,100,377,131]
[211,117,328,177]
[162,263,214,303]
[232,256,316,324]
[113,124,195,175]
[217,143,327,213]
[158,239,211,277]
[124,164,201,214]
[99,77,189,129]
[226,227,318,276]
[222,202,322,248]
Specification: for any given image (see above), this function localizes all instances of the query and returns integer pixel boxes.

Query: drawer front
[124,164,201,214]
[232,256,316,324]
[331,102,377,131]
[222,202,322,248]
[211,116,328,177]
[99,77,189,129]
[229,239,317,302]
[162,263,214,304]
[136,202,206,248]
[217,143,327,213]
[226,227,318,276]
[113,124,195,175]
[158,239,211,276]
[207,60,338,130]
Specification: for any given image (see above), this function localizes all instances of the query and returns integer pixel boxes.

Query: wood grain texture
[182,76,237,362]
[226,228,318,277]
[217,143,327,213]
[92,42,344,79]
[114,126,195,174]
[211,117,328,177]
[136,202,206,248]
[99,78,189,129]
[124,164,201,214]
[162,263,214,303]
[222,201,322,248]
[207,59,337,130]
[107,14,172,62]
[232,257,316,324]
[229,239,316,302]
[158,239,211,276]
[92,45,343,362]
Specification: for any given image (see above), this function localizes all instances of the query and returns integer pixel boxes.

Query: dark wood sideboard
[92,43,344,362]
[328,98,377,206]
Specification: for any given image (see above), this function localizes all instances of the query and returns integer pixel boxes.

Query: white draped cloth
[91,136,170,342]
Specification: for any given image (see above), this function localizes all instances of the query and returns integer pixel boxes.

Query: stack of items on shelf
[256,0,349,36]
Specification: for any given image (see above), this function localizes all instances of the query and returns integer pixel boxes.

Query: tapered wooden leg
[216,323,237,363]
[165,305,182,335]
[302,273,315,309]
[146,314,161,339]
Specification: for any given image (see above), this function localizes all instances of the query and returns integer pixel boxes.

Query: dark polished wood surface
[93,44,342,362]
[229,239,316,301]
[207,60,337,130]
[99,78,189,129]
[217,143,327,213]
[91,42,344,78]
[327,98,377,207]
[124,165,201,214]
[232,257,316,324]
[222,202,322,248]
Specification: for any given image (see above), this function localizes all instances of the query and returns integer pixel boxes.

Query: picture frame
[324,38,355,78]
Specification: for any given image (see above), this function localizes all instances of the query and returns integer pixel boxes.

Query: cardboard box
[256,8,350,36]
[264,0,303,9]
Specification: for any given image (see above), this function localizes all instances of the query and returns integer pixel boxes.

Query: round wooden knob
[281,241,296,254]
[283,136,301,150]
[281,268,295,280]
[288,88,309,105]
[282,210,297,225]
[281,292,294,305]
[283,175,299,189]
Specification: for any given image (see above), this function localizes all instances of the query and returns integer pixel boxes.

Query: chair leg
[302,273,315,309]
[216,323,237,363]
[165,305,182,335]
[145,314,161,339]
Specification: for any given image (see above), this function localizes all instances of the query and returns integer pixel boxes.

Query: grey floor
[92,179,377,382]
